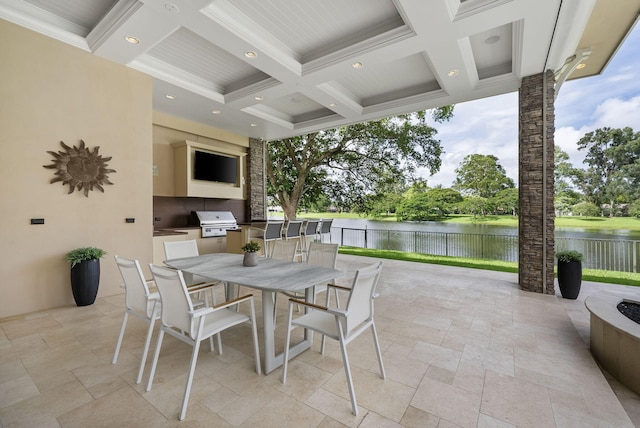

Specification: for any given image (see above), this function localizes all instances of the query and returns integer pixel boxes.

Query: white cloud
[592,96,640,129]
[420,24,640,189]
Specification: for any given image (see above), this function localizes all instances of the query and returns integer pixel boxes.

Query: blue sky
[423,23,640,188]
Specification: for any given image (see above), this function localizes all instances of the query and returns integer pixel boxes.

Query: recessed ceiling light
[576,63,586,69]
[165,94,175,99]
[448,69,459,76]
[250,123,257,127]
[164,2,179,13]
[245,51,257,58]
[352,62,363,68]
[212,109,221,114]
[254,96,263,101]
[485,35,501,44]
[125,36,139,44]
[329,103,337,107]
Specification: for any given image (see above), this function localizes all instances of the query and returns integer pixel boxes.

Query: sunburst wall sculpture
[43,140,116,197]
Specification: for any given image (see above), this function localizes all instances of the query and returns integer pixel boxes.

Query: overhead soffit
[568,0,640,80]
[1,0,636,140]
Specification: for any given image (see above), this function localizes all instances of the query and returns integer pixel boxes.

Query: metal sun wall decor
[43,140,116,197]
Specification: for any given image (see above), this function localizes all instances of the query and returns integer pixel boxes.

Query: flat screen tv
[193,150,237,184]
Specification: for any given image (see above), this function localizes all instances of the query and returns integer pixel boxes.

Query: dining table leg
[261,286,315,374]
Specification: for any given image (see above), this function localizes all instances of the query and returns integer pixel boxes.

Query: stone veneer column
[519,70,555,294]
[247,138,267,220]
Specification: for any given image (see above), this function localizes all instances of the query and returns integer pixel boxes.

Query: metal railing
[329,227,640,273]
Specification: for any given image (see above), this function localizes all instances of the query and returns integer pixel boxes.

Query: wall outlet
[125,218,135,223]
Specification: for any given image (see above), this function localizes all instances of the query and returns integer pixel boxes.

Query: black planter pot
[557,260,582,299]
[71,259,100,306]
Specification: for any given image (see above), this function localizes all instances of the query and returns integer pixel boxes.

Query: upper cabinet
[171,141,246,199]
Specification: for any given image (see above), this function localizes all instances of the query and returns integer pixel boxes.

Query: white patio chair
[300,219,320,260]
[281,261,385,416]
[164,239,221,304]
[146,264,261,421]
[269,240,300,322]
[112,256,160,385]
[280,242,339,318]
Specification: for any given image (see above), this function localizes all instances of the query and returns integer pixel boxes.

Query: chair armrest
[212,294,254,311]
[288,298,329,311]
[189,306,215,318]
[326,283,351,291]
[186,281,219,293]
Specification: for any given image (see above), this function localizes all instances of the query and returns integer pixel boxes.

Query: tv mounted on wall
[193,150,237,184]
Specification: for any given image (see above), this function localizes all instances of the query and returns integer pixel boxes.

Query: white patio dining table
[164,252,342,374]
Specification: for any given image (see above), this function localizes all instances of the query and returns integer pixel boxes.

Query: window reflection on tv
[193,150,237,184]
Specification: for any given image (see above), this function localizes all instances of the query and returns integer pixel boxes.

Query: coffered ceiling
[1,0,638,140]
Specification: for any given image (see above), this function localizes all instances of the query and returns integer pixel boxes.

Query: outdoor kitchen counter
[152,229,190,237]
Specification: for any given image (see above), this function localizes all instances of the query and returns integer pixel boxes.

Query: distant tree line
[267,119,640,220]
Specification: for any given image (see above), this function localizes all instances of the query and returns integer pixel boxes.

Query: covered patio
[2,255,638,427]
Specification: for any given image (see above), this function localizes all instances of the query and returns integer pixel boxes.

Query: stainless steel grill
[195,211,238,237]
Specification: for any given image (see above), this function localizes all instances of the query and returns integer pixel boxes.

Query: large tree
[575,127,640,215]
[266,108,453,219]
[452,154,514,198]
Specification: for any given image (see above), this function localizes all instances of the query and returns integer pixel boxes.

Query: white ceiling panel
[1,0,634,140]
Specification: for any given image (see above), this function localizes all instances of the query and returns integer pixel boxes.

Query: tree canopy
[575,127,640,215]
[452,154,514,198]
[266,107,454,219]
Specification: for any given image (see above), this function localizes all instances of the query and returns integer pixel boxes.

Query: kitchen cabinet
[153,229,226,265]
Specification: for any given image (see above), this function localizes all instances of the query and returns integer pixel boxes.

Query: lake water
[329,218,640,240]
[321,218,640,272]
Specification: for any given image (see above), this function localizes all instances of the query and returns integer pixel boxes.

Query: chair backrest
[284,220,303,239]
[319,218,333,234]
[149,264,195,337]
[115,255,153,317]
[306,242,339,269]
[164,240,200,260]
[264,221,285,241]
[343,262,383,334]
[303,219,320,236]
[270,240,299,261]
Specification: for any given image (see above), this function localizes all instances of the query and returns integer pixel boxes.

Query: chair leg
[249,300,262,374]
[146,329,165,392]
[136,309,157,384]
[281,302,295,383]
[337,326,358,416]
[179,339,201,420]
[371,322,386,379]
[112,312,129,364]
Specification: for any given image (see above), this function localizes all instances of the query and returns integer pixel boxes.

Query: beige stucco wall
[0,20,153,318]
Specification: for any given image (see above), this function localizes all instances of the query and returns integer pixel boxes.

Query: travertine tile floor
[1,254,639,427]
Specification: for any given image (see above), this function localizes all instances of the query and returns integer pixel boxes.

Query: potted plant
[556,250,583,299]
[65,247,107,306]
[241,241,261,267]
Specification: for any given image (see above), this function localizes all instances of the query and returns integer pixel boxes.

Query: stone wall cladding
[518,71,555,294]
[248,138,267,220]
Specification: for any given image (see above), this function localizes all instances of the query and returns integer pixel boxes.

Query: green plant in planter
[65,247,107,306]
[65,247,107,267]
[241,241,261,253]
[556,250,583,299]
[556,250,583,263]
